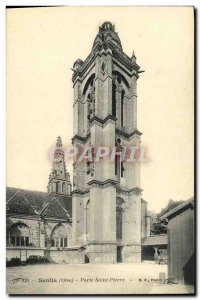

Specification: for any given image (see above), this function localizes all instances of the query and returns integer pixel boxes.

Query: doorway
[85,253,89,263]
[117,246,123,263]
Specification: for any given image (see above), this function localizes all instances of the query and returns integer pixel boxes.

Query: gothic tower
[72,22,147,263]
[47,136,72,195]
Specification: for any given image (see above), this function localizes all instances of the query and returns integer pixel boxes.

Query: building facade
[71,21,149,263]
[6,137,81,264]
[6,22,149,264]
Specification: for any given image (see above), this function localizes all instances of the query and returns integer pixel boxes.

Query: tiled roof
[160,197,194,220]
[6,187,72,219]
[41,198,71,219]
[142,234,167,246]
[6,192,38,215]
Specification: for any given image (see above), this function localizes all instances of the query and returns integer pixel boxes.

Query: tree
[149,199,185,235]
[157,199,184,218]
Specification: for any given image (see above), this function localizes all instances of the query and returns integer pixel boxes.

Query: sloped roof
[142,234,167,246]
[6,187,72,219]
[41,198,71,219]
[6,191,38,215]
[92,22,122,52]
[160,197,194,220]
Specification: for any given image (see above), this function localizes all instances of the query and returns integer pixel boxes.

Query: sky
[6,6,194,212]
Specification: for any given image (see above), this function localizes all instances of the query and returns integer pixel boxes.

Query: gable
[41,198,70,219]
[6,192,38,215]
[6,187,72,219]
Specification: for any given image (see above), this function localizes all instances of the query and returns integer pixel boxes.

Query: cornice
[116,186,143,196]
[72,134,91,144]
[87,179,118,189]
[116,128,142,140]
[129,187,143,196]
[72,43,140,83]
[72,189,89,197]
[90,114,117,127]
[87,240,116,245]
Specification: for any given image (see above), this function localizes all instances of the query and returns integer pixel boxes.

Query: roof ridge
[6,186,48,195]
[6,186,71,197]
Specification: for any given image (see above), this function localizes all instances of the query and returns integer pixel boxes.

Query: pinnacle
[56,136,62,147]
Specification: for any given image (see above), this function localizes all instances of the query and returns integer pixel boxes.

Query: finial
[56,136,62,147]
[132,50,136,58]
[101,21,115,32]
[131,50,136,62]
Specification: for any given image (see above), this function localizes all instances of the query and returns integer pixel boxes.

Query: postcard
[6,6,195,295]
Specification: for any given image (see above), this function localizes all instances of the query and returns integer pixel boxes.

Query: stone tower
[72,22,148,263]
[47,136,71,195]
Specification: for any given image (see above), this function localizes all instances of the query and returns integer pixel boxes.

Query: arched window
[121,90,125,127]
[56,181,61,194]
[51,224,68,248]
[8,223,31,247]
[83,76,95,135]
[86,200,90,240]
[53,181,57,193]
[62,182,66,194]
[68,184,71,195]
[112,83,116,117]
[115,138,125,179]
[115,153,118,176]
[112,72,128,129]
[116,198,124,240]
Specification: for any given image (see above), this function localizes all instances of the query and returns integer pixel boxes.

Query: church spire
[56,136,62,147]
[47,136,72,195]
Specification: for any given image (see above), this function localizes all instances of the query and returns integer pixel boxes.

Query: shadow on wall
[183,253,195,286]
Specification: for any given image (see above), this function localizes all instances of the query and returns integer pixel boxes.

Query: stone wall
[45,249,85,264]
[6,247,85,264]
[6,247,45,261]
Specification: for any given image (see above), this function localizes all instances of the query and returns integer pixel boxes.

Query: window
[121,161,124,177]
[86,200,90,240]
[21,237,25,246]
[51,237,67,248]
[25,237,29,246]
[55,237,59,247]
[115,154,118,175]
[11,236,15,246]
[116,208,123,240]
[9,236,29,247]
[62,182,66,193]
[64,238,68,247]
[116,198,124,240]
[51,224,68,248]
[121,90,125,127]
[9,223,31,247]
[16,236,20,246]
[56,182,60,193]
[112,83,116,117]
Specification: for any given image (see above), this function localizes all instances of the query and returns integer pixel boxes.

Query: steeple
[71,22,143,263]
[47,136,72,195]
